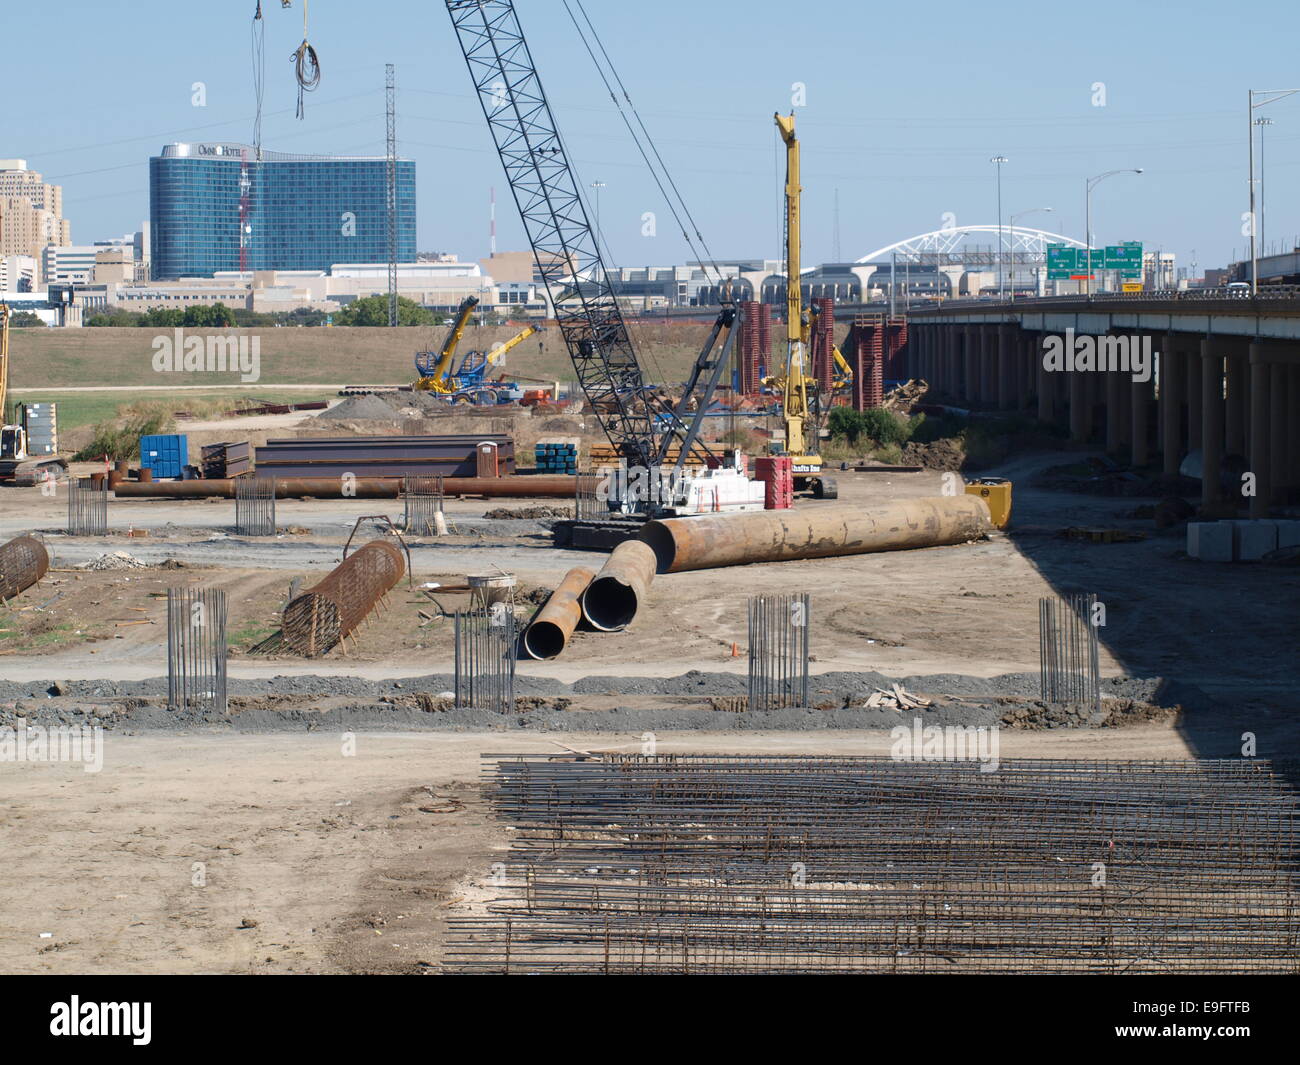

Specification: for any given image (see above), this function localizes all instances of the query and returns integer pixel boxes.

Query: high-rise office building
[149,143,416,279]
[0,160,72,278]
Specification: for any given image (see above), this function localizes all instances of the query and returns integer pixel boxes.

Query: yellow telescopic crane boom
[775,113,811,459]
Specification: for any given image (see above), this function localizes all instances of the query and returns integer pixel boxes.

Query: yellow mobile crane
[0,304,67,484]
[770,112,836,498]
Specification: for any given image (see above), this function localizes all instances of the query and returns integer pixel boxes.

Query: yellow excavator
[766,112,836,498]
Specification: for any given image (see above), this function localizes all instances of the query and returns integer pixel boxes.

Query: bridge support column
[1069,347,1089,443]
[1270,362,1287,499]
[1131,346,1153,468]
[1160,333,1183,476]
[1018,329,1034,410]
[1036,331,1054,423]
[1224,354,1247,456]
[1105,361,1124,455]
[997,325,1015,410]
[1248,343,1272,518]
[1201,338,1225,508]
[1288,364,1300,490]
[963,325,977,404]
[1188,343,1203,453]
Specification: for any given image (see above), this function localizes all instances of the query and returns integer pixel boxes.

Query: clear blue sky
[9,0,1300,273]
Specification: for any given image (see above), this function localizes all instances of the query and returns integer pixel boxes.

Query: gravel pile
[316,394,402,421]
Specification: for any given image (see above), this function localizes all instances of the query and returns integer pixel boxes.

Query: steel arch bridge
[857,225,1085,265]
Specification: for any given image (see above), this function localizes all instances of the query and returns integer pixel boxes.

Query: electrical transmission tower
[386,63,398,328]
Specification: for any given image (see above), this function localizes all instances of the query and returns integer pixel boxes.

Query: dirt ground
[0,725,1211,975]
[2,424,1297,974]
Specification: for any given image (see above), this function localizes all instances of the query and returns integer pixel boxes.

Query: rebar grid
[166,588,227,713]
[66,477,108,536]
[748,594,810,711]
[403,476,445,535]
[448,756,1300,974]
[454,609,517,713]
[234,477,276,536]
[1040,594,1100,712]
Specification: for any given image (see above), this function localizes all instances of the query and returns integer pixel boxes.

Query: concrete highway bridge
[904,290,1300,518]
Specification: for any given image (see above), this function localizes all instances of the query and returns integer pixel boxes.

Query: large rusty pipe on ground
[522,566,597,660]
[581,540,657,633]
[640,496,992,574]
[281,540,406,657]
[111,476,577,499]
[0,535,50,601]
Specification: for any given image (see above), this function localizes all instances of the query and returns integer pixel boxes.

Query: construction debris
[863,683,931,710]
[78,552,147,571]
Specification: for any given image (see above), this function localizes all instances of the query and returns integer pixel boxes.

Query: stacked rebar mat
[449,756,1300,974]
[281,540,405,656]
[0,535,49,601]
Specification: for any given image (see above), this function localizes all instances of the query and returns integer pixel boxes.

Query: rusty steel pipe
[640,496,993,573]
[0,535,50,602]
[581,540,657,633]
[522,566,597,660]
[111,475,577,500]
[281,540,406,657]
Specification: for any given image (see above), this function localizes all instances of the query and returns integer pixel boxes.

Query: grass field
[6,389,344,431]
[5,321,716,393]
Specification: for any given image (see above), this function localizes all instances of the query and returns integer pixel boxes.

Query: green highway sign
[1046,242,1143,280]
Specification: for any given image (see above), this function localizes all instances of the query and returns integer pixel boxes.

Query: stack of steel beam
[253,435,515,479]
[449,755,1300,974]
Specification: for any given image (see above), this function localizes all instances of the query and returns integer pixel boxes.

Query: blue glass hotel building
[149,143,416,279]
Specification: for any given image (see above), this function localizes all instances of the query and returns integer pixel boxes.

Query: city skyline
[6,0,1300,275]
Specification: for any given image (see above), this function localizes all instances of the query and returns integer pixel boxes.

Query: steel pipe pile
[639,496,991,574]
[281,540,405,656]
[449,756,1300,974]
[522,566,595,660]
[113,475,577,500]
[581,540,656,632]
[0,535,49,601]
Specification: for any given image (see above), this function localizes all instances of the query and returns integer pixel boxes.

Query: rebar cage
[234,476,276,536]
[67,477,108,536]
[166,587,228,713]
[454,608,517,713]
[1039,594,1101,714]
[748,593,811,711]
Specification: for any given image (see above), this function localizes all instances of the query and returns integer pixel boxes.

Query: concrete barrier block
[1274,520,1300,550]
[1188,522,1233,562]
[1234,521,1278,561]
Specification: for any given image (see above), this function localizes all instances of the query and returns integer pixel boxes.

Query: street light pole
[1008,207,1053,303]
[991,156,1008,298]
[1255,116,1274,257]
[1084,169,1143,297]
[1247,89,1298,293]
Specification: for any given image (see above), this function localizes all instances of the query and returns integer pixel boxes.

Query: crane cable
[561,0,728,292]
[251,2,266,157]
[290,0,321,119]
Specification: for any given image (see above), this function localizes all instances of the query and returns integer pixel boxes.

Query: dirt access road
[0,725,1206,975]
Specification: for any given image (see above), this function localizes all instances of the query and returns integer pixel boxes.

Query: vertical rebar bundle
[574,472,603,521]
[1040,594,1101,713]
[281,540,405,656]
[747,593,810,711]
[0,535,49,601]
[166,588,228,713]
[454,609,517,713]
[403,476,445,535]
[66,477,108,536]
[450,755,1300,974]
[234,477,276,536]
